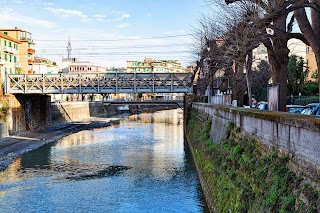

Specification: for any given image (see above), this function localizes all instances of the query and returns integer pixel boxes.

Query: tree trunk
[268,16,289,112]
[246,50,253,107]
[295,3,320,102]
[231,60,246,106]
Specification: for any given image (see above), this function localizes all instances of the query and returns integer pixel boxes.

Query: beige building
[127,58,186,73]
[306,46,317,80]
[0,28,35,74]
[252,39,317,80]
[0,32,21,83]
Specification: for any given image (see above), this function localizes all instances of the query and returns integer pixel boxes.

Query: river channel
[0,109,208,212]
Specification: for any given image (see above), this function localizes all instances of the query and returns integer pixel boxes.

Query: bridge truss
[5,72,193,94]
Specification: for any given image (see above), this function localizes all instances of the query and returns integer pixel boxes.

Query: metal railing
[5,72,193,94]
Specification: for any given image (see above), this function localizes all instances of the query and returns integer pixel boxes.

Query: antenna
[67,36,72,59]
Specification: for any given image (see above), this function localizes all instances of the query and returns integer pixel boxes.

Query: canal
[0,109,208,212]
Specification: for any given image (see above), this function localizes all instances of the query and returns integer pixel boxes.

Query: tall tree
[294,1,320,102]
[287,55,309,96]
[222,0,314,110]
[251,60,272,101]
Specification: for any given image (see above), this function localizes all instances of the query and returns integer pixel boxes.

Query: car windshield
[302,105,319,115]
[288,107,305,113]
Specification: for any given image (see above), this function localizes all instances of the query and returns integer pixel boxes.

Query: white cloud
[105,13,130,22]
[45,7,88,19]
[13,0,22,3]
[94,14,106,18]
[42,2,55,6]
[117,23,130,28]
[147,12,151,17]
[0,8,57,29]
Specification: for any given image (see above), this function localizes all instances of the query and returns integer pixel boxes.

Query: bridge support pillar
[13,94,51,131]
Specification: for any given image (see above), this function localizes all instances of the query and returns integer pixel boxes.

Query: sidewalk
[0,116,121,172]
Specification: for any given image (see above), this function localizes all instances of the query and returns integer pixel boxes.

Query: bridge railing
[5,72,193,94]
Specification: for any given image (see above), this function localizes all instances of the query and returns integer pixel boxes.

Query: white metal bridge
[5,72,192,94]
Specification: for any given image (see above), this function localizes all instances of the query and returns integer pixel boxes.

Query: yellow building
[0,32,21,83]
[306,46,317,81]
[0,28,35,74]
[127,58,186,73]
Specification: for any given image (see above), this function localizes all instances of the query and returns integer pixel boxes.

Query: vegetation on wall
[0,99,9,122]
[187,110,319,212]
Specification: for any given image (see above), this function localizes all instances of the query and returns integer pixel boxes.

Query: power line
[34,34,192,42]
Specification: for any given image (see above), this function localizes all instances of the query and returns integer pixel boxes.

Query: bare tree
[219,0,316,111]
[193,3,264,106]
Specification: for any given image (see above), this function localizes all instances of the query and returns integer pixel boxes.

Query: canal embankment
[185,102,320,212]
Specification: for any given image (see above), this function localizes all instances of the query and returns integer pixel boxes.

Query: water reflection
[0,109,208,212]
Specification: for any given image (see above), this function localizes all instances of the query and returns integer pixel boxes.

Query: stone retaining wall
[193,103,320,183]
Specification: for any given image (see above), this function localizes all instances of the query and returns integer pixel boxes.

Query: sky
[0,0,212,68]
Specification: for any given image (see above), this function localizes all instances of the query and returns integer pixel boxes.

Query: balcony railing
[0,59,6,65]
[15,63,21,68]
[3,46,17,55]
[27,48,35,54]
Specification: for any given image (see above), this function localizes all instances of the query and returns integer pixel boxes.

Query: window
[10,68,12,74]
[4,40,6,46]
[10,55,12,62]
[9,42,12,47]
[4,54,7,61]
[4,32,7,35]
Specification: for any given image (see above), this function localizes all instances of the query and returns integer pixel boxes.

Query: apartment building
[0,32,21,83]
[306,46,317,80]
[252,39,317,80]
[62,57,105,73]
[33,57,59,74]
[0,28,35,74]
[127,58,186,73]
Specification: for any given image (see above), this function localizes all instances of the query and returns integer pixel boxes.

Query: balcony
[0,59,6,65]
[3,46,17,55]
[28,59,34,64]
[28,48,35,54]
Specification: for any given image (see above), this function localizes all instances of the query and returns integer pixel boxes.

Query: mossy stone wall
[187,108,320,212]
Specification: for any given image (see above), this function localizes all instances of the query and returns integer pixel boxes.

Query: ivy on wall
[187,110,319,212]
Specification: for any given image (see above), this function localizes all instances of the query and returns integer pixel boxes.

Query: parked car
[256,101,268,110]
[286,105,306,114]
[301,103,320,116]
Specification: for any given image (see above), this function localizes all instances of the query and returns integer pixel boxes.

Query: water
[0,109,208,213]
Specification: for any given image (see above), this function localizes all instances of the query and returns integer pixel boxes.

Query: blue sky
[0,0,211,68]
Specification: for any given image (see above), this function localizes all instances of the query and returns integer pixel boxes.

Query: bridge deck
[5,72,192,94]
[103,100,183,105]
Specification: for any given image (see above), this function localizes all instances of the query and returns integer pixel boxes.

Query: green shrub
[187,110,319,212]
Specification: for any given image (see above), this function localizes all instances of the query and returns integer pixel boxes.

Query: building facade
[127,58,186,73]
[62,58,105,73]
[252,39,317,80]
[33,57,59,74]
[0,28,35,74]
[0,32,21,83]
[306,46,317,80]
